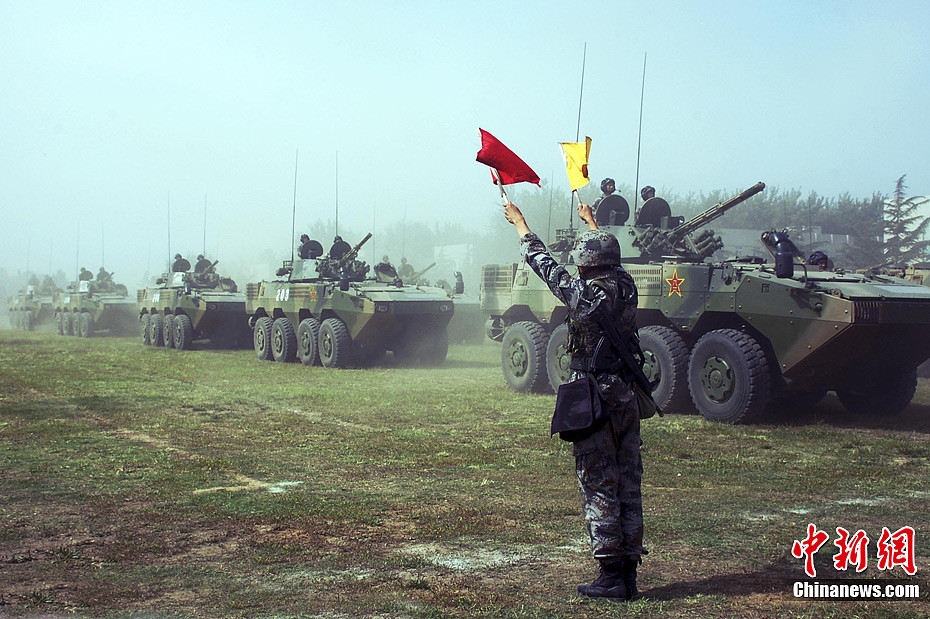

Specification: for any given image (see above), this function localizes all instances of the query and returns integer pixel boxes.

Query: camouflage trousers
[572,401,646,561]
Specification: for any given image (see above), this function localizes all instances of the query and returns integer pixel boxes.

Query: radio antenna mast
[633,52,647,217]
[291,149,299,261]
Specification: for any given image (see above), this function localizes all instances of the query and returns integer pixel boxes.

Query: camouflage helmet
[571,230,621,267]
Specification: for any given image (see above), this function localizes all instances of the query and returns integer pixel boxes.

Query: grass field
[1,329,928,618]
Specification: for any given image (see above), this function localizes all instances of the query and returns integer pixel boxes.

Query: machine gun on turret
[407,262,436,285]
[318,233,373,283]
[630,182,765,262]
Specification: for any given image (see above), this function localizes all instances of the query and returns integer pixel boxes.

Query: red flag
[476,129,541,186]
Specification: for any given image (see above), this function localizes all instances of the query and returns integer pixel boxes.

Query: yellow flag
[559,136,592,191]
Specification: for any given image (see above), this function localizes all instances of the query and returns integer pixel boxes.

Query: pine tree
[883,175,930,267]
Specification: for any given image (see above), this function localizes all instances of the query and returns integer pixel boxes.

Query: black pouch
[550,374,608,442]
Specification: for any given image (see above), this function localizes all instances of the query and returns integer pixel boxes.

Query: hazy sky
[2,1,928,286]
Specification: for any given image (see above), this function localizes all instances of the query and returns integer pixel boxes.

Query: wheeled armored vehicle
[137,267,250,350]
[245,234,454,368]
[481,182,930,423]
[9,285,57,331]
[54,279,137,337]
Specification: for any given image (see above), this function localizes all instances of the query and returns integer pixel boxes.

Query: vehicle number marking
[153,292,160,303]
[275,288,290,302]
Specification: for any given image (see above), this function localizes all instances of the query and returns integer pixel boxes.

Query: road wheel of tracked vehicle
[173,314,194,351]
[253,316,273,361]
[420,326,449,366]
[319,318,351,368]
[639,325,692,413]
[501,321,551,393]
[688,329,771,424]
[149,313,164,347]
[140,314,152,345]
[272,317,297,363]
[55,312,64,335]
[163,315,175,348]
[837,367,918,417]
[79,312,94,338]
[546,323,571,392]
[297,318,321,366]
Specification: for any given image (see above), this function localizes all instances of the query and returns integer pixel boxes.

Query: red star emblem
[667,269,684,297]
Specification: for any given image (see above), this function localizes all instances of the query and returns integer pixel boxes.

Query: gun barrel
[341,232,373,264]
[673,182,765,238]
[411,262,437,281]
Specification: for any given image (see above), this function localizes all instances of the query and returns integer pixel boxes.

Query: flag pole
[493,169,509,205]
[570,42,587,230]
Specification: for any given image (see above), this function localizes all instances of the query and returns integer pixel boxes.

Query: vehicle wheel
[501,321,550,393]
[272,317,297,362]
[639,325,692,413]
[149,313,164,347]
[173,314,194,351]
[253,316,274,361]
[318,317,351,368]
[545,323,570,392]
[297,318,321,365]
[79,312,94,338]
[163,315,175,348]
[688,329,771,424]
[62,313,72,336]
[24,311,34,331]
[140,314,152,345]
[56,312,64,335]
[837,367,917,417]
[420,326,449,366]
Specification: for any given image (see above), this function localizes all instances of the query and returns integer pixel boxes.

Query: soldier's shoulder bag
[551,373,609,442]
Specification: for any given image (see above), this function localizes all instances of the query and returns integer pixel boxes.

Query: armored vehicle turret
[481,182,930,423]
[137,265,250,350]
[245,233,454,368]
[54,277,137,338]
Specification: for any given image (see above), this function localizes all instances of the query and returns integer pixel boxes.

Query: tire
[501,321,551,393]
[271,317,297,363]
[62,313,73,336]
[297,318,321,366]
[24,311,34,331]
[318,317,351,368]
[688,329,771,424]
[173,314,194,351]
[253,316,273,361]
[420,326,449,366]
[55,312,64,335]
[639,325,692,413]
[140,314,152,345]
[163,315,175,349]
[545,323,570,392]
[837,367,917,417]
[149,313,164,347]
[79,312,94,338]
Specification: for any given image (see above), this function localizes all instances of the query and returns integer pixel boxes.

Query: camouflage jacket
[521,232,639,409]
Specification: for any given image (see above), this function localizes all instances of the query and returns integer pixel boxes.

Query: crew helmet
[641,185,656,200]
[570,230,621,267]
[807,250,828,265]
[333,235,342,243]
[197,254,205,260]
[300,234,309,242]
[174,253,182,260]
[600,178,616,193]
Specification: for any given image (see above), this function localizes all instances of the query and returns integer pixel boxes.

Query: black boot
[577,559,628,600]
[620,558,640,601]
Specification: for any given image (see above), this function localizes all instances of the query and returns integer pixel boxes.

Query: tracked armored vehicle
[137,266,250,350]
[9,285,57,331]
[245,233,454,368]
[481,182,930,423]
[54,279,137,338]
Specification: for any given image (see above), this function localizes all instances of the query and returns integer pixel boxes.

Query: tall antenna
[75,221,80,281]
[570,42,587,230]
[334,151,339,236]
[26,237,31,275]
[101,221,105,268]
[203,193,208,255]
[167,190,171,271]
[546,171,554,245]
[633,52,647,216]
[291,149,299,261]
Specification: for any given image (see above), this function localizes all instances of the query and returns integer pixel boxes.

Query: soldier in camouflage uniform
[504,199,646,601]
